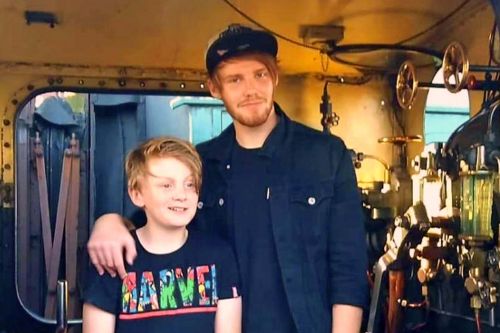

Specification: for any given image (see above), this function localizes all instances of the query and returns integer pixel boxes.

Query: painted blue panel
[424,113,469,143]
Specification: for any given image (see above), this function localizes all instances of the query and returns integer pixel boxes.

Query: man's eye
[227,77,240,84]
[256,72,268,79]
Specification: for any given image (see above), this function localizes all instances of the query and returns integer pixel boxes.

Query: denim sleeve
[328,142,369,309]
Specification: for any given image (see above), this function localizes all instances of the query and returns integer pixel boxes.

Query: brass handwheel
[396,61,418,109]
[378,135,423,145]
[443,42,470,93]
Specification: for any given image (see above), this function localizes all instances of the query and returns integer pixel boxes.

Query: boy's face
[128,157,198,230]
[208,58,277,129]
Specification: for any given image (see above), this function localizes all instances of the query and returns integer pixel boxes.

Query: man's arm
[87,213,137,278]
[328,143,368,330]
[82,303,116,333]
[215,297,242,333]
[332,304,363,333]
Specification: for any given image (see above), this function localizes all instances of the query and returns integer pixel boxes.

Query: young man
[88,24,368,333]
[83,137,241,333]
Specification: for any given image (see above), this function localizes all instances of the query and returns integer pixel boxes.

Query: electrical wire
[222,0,471,52]
[221,0,323,51]
[396,0,471,45]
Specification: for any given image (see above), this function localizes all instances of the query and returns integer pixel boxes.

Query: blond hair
[126,136,202,192]
[209,52,279,90]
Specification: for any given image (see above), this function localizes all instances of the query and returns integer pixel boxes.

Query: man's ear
[275,73,279,87]
[128,187,144,208]
[207,79,221,99]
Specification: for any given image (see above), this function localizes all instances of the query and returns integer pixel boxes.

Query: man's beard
[230,98,273,127]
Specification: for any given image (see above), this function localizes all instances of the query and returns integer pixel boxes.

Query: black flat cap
[205,24,278,76]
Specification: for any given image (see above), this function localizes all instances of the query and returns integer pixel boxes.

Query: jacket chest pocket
[196,193,229,236]
[289,179,335,243]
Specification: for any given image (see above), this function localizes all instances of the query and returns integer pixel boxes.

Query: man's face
[128,157,198,230]
[209,58,277,129]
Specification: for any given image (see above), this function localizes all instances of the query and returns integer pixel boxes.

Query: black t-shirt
[84,229,240,333]
[231,144,297,333]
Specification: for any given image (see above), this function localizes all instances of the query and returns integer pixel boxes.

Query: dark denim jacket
[194,104,368,333]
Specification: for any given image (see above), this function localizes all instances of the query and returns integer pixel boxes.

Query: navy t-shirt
[231,144,297,333]
[83,229,240,333]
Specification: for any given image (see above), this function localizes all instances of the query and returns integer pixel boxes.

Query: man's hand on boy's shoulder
[87,213,137,278]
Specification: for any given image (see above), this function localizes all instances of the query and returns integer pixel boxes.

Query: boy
[83,137,242,333]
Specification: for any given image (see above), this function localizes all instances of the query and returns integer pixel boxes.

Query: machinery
[364,24,500,333]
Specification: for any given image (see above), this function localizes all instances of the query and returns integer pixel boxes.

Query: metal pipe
[475,145,487,171]
[489,308,496,327]
[419,82,446,89]
[366,261,385,333]
[428,307,500,328]
[496,157,500,249]
[366,250,397,333]
[55,280,68,333]
[470,64,500,72]
[363,154,391,185]
[419,80,500,91]
[487,101,500,136]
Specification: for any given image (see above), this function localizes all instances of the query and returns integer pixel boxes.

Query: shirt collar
[202,102,289,162]
[257,103,286,158]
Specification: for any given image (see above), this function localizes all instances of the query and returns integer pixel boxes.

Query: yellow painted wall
[0,1,495,188]
[276,74,395,184]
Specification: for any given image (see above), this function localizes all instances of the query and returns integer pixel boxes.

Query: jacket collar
[203,102,290,162]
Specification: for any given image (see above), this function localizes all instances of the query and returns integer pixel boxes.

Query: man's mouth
[239,99,265,107]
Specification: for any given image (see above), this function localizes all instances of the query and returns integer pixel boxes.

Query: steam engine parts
[366,38,500,333]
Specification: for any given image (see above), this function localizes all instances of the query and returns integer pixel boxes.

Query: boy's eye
[185,181,196,190]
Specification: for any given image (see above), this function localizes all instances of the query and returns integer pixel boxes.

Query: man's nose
[243,78,258,95]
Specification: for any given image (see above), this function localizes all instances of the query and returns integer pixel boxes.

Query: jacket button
[307,197,316,205]
[218,198,224,206]
[197,202,204,209]
[226,164,231,170]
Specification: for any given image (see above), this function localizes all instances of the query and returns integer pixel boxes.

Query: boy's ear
[128,187,144,208]
[207,79,221,99]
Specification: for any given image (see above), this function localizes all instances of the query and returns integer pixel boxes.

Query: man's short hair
[126,136,202,193]
[205,24,278,76]
[209,51,279,91]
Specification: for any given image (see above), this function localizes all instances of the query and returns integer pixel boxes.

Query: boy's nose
[172,187,187,201]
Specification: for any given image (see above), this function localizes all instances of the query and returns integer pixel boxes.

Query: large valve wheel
[489,22,500,65]
[443,42,470,93]
[396,61,418,109]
